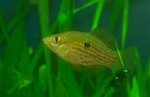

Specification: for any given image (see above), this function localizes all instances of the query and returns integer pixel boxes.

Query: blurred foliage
[0,0,150,97]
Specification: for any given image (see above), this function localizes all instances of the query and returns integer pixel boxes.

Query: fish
[43,28,124,72]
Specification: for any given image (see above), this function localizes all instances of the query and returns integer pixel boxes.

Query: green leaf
[132,76,140,97]
[134,49,147,97]
[38,64,48,94]
[92,76,113,97]
[58,0,74,31]
[54,74,66,97]
[57,58,84,97]
[104,87,115,97]
[37,0,54,97]
[3,23,25,66]
[37,0,50,37]
[74,0,99,14]
[20,44,31,76]
[122,0,129,49]
[146,57,150,78]
[30,43,43,74]
[109,0,123,33]
[91,0,106,30]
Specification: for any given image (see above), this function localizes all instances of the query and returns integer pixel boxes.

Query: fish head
[43,33,71,57]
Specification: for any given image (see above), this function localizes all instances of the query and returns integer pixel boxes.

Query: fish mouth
[42,37,56,49]
[43,37,50,45]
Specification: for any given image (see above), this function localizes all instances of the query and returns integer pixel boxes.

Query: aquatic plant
[0,0,149,97]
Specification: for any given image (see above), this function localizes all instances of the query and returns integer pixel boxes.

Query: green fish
[43,28,124,72]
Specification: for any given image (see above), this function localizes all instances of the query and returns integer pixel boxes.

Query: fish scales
[68,40,119,67]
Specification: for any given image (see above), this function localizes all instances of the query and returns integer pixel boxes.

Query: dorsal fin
[89,28,116,50]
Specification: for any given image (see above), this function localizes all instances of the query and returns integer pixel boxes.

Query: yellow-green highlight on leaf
[145,57,150,80]
[74,0,99,14]
[58,0,74,31]
[38,64,47,92]
[147,60,150,77]
[132,76,140,97]
[28,47,33,55]
[91,0,106,30]
[92,76,114,97]
[115,41,125,69]
[122,0,129,49]
[127,79,132,97]
[104,87,115,97]
[37,0,50,37]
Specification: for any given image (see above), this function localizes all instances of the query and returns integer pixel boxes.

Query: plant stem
[37,0,54,97]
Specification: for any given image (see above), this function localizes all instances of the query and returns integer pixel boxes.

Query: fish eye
[54,36,60,43]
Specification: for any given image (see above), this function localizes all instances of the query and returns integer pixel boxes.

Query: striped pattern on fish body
[43,29,122,71]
